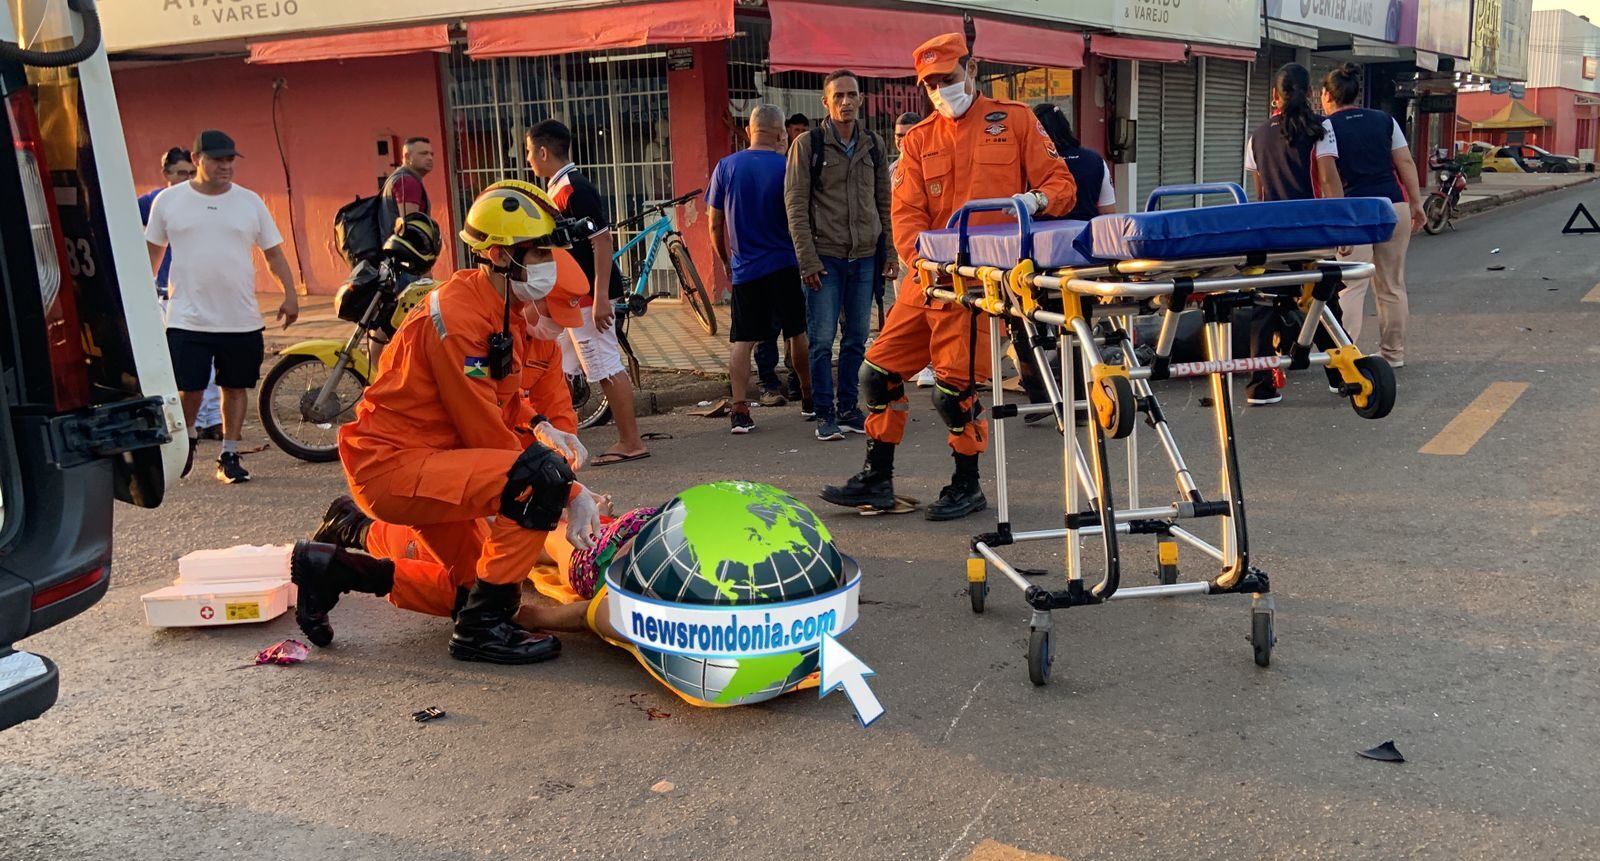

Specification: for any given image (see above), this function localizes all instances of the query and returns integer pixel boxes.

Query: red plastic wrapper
[254,639,310,666]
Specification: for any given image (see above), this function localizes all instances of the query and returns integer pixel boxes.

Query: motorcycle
[259,260,602,463]
[1423,150,1467,235]
[257,259,434,462]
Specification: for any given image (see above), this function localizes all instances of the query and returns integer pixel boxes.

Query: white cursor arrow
[819,632,884,727]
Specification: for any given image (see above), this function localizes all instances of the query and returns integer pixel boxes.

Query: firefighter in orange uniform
[291,181,604,665]
[821,32,1076,520]
[305,244,595,627]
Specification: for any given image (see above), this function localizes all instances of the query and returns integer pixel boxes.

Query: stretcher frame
[917,185,1397,685]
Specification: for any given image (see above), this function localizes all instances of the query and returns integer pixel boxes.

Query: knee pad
[932,381,973,432]
[499,444,576,531]
[860,362,904,414]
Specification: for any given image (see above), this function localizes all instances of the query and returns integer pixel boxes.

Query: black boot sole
[289,541,338,648]
[819,486,895,510]
[925,496,989,522]
[447,639,562,665]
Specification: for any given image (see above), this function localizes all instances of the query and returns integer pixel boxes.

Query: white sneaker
[915,367,936,387]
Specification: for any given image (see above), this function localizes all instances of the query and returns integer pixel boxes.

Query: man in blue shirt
[138,146,221,439]
[706,105,813,435]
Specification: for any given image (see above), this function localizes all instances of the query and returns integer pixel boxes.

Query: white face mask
[508,260,558,303]
[931,80,974,120]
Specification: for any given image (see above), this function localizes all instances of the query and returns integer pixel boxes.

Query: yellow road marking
[966,839,1067,861]
[1583,282,1600,303]
[1419,382,1529,456]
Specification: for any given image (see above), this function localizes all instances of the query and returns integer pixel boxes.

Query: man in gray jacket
[784,69,895,442]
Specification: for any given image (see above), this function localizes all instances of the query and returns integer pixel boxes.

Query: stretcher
[913,183,1400,685]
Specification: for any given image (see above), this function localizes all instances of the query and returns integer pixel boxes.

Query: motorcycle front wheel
[258,354,368,462]
[1423,194,1449,235]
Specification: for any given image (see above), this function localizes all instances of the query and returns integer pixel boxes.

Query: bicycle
[571,189,715,428]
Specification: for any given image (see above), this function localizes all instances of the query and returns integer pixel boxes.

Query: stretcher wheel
[1349,356,1396,421]
[1027,628,1052,686]
[1251,609,1275,668]
[1094,375,1136,439]
[1157,563,1179,586]
[969,580,987,614]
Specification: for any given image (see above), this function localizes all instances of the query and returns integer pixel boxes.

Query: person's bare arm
[1248,170,1264,202]
[397,201,420,217]
[708,208,729,271]
[1315,157,1344,199]
[262,244,300,328]
[147,241,166,276]
[589,229,616,332]
[1392,147,1426,233]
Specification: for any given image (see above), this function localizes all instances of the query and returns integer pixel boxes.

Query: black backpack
[334,193,385,267]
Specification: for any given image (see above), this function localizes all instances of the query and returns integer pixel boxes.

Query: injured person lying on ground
[297,480,859,708]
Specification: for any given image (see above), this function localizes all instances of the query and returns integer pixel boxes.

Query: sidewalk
[1455,170,1596,215]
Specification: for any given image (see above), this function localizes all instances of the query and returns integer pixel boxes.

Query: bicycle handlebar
[614,189,704,231]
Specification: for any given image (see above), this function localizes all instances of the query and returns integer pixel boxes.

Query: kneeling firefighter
[291,181,604,665]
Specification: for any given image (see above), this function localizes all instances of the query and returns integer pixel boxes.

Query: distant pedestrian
[145,129,300,483]
[1322,63,1424,368]
[1242,63,1343,406]
[890,111,921,174]
[785,113,811,147]
[138,146,221,440]
[708,105,812,435]
[1033,104,1119,218]
[784,69,893,442]
[381,136,436,280]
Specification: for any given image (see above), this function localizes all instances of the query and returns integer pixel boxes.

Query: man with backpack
[784,69,894,442]
[381,137,435,284]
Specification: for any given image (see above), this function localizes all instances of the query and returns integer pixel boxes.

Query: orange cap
[913,32,968,83]
[533,248,588,330]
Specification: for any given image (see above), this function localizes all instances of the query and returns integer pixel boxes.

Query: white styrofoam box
[142,579,296,628]
[176,544,292,586]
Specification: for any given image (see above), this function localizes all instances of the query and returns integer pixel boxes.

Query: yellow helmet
[458,182,560,253]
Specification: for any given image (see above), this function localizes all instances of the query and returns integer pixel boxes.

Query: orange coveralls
[865,94,1076,455]
[338,268,577,617]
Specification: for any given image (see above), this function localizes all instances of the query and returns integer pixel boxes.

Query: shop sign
[102,0,598,52]
[1264,0,1413,44]
[1470,0,1532,81]
[1414,0,1473,59]
[667,47,695,71]
[914,0,1259,48]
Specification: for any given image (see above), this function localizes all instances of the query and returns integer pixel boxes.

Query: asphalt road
[3,183,1599,860]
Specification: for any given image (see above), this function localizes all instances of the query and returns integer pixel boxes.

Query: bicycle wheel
[258,354,367,462]
[571,372,612,429]
[666,236,717,336]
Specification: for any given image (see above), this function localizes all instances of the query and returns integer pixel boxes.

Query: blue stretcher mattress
[914,198,1398,268]
[1077,197,1399,262]
[916,220,1094,269]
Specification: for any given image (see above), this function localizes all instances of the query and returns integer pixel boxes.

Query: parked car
[1,1,184,732]
[1473,142,1583,173]
[1520,144,1582,173]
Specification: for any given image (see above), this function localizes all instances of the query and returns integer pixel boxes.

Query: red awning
[1190,44,1257,62]
[247,24,451,65]
[975,18,1085,70]
[1089,34,1187,64]
[769,1,960,77]
[467,0,733,59]
[769,1,1084,77]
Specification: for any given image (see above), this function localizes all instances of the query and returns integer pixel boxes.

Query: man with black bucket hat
[145,129,300,484]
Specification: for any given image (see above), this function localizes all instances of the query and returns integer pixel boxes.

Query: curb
[1456,175,1597,216]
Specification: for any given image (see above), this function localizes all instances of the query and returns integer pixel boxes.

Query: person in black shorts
[145,129,299,483]
[706,105,812,434]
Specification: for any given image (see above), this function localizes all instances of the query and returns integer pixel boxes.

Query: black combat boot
[925,452,988,521]
[448,580,561,665]
[310,496,373,552]
[289,539,395,647]
[820,439,897,510]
